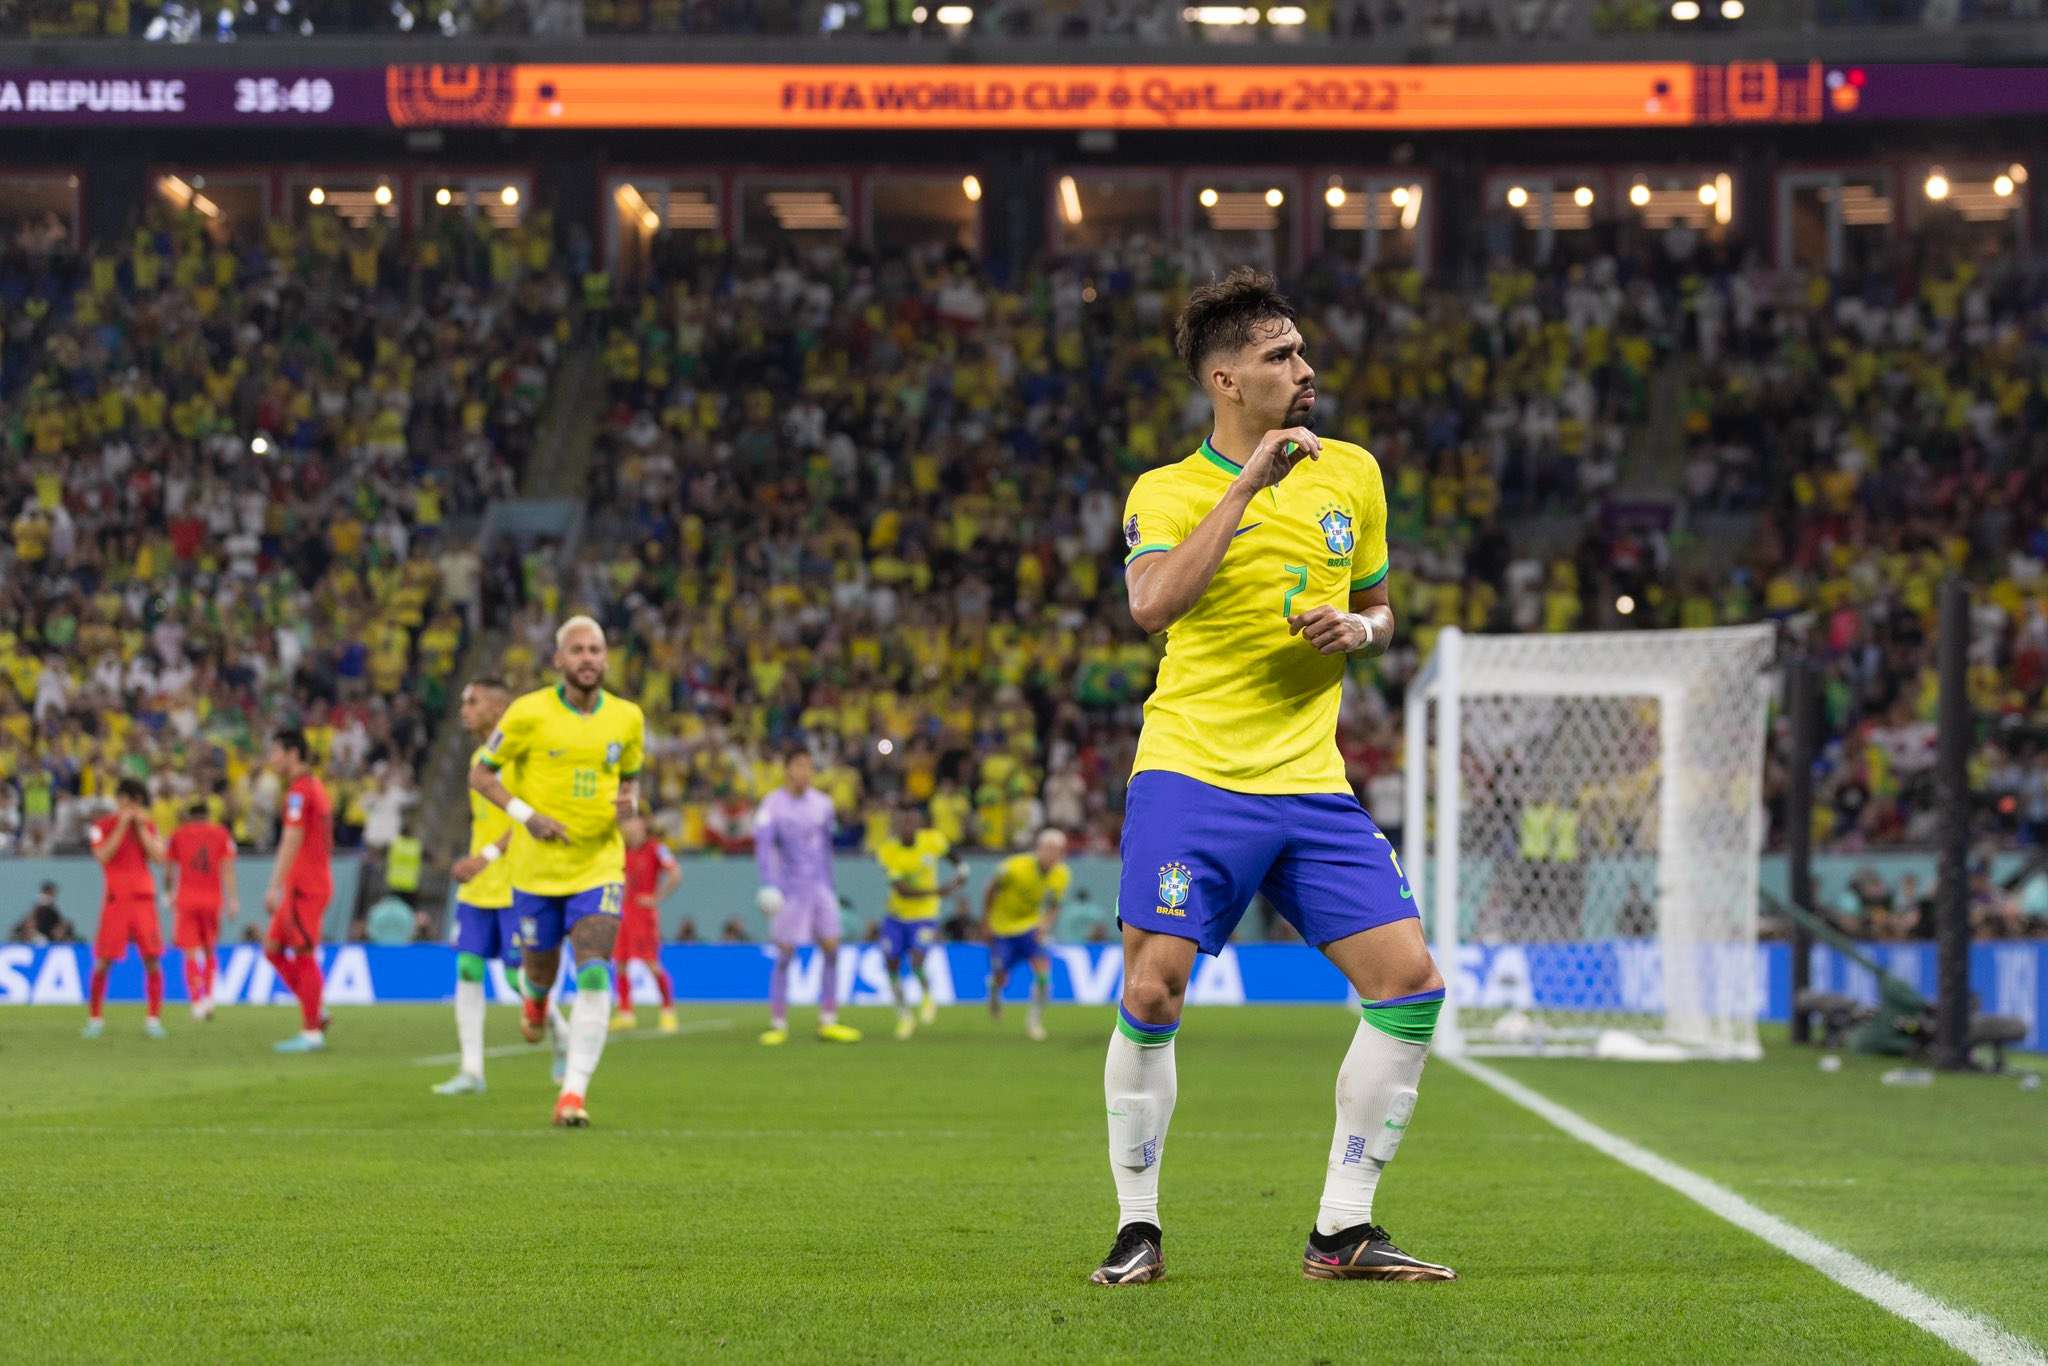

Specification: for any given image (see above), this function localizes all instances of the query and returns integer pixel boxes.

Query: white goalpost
[1403,625,1777,1060]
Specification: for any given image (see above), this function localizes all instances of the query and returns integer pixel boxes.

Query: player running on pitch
[1091,269,1451,1287]
[84,779,169,1039]
[874,802,965,1040]
[469,616,646,1127]
[435,677,524,1097]
[981,828,1070,1042]
[613,813,682,1033]
[754,748,861,1046]
[166,799,236,1023]
[266,731,336,1054]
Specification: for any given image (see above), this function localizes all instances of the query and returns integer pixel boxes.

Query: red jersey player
[264,730,334,1053]
[85,778,169,1039]
[613,814,682,1033]
[166,800,237,1023]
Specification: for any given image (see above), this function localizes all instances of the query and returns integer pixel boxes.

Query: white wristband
[480,844,503,865]
[1354,615,1378,651]
[506,798,536,825]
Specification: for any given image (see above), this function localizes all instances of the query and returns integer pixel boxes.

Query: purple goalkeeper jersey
[754,787,837,892]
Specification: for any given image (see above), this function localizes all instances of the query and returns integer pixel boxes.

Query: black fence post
[1935,577,1973,1070]
[1785,653,1816,1045]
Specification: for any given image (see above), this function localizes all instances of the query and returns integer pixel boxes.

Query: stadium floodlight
[934,4,972,22]
[1924,171,1949,201]
[1669,0,1699,18]
[961,174,982,202]
[1390,185,1411,208]
[308,186,325,205]
[1719,0,1742,15]
[1505,185,1528,209]
[1615,595,1635,616]
[1199,187,1220,208]
[1697,183,1717,205]
[1184,5,1256,22]
[1995,174,2016,198]
[1264,187,1284,207]
[910,4,927,18]
[373,184,393,206]
[2011,163,2030,184]
[1407,625,1775,1060]
[501,185,521,206]
[1058,175,1083,225]
[1324,185,1347,208]
[1629,182,1651,207]
[1266,4,1307,20]
[435,187,453,206]
[877,738,895,756]
[250,435,270,455]
[1572,186,1594,208]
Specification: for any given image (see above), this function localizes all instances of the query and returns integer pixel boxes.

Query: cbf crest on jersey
[605,741,623,768]
[1319,505,1355,556]
[1124,514,1142,549]
[1156,861,1193,917]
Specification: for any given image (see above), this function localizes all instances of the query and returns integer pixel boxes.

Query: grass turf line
[0,1005,1989,1364]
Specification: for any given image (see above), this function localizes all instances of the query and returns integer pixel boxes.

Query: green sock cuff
[576,961,610,992]
[455,952,487,984]
[1361,997,1442,1044]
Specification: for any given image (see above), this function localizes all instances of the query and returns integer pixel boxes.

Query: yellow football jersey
[461,743,515,909]
[876,828,953,921]
[1122,437,1389,795]
[986,853,1071,937]
[481,685,645,896]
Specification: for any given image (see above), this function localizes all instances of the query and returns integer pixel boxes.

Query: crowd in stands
[10,189,2048,925]
[0,200,568,858]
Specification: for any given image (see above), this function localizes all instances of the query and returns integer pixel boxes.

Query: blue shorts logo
[1156,862,1192,917]
[1319,507,1355,556]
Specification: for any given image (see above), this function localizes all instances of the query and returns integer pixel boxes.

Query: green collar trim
[1197,439,1242,475]
[556,684,604,717]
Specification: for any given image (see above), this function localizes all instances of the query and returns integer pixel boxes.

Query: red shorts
[614,906,662,962]
[173,899,223,951]
[96,895,163,962]
[266,882,330,951]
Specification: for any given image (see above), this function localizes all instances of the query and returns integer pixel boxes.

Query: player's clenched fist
[1288,605,1376,655]
[1233,427,1320,492]
[523,810,570,843]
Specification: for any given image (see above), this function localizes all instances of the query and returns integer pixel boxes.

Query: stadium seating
[0,200,567,856]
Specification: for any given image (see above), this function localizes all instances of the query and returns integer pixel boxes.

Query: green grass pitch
[5,1004,2041,1363]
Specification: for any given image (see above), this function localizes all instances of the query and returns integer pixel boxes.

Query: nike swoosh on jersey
[1232,523,1263,538]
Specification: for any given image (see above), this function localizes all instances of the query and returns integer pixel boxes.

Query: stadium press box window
[1050,170,1169,257]
[1777,168,1894,275]
[1186,172,1300,276]
[1483,171,1609,269]
[151,172,263,245]
[608,178,722,278]
[1316,173,1430,276]
[424,176,534,231]
[737,175,854,251]
[867,174,982,254]
[0,173,81,252]
[1905,161,2031,265]
[1615,169,1736,257]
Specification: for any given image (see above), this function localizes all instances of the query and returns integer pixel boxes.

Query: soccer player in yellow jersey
[434,677,521,1097]
[469,617,646,1128]
[874,802,965,1040]
[981,828,1070,1041]
[1092,270,1451,1288]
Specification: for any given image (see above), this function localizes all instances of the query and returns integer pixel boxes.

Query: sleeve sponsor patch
[1124,514,1142,549]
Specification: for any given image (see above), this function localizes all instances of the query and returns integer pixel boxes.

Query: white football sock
[561,986,610,1096]
[1028,973,1048,1030]
[1316,1018,1429,1235]
[1104,1025,1177,1231]
[455,978,486,1078]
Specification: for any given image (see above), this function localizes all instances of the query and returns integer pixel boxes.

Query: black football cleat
[1089,1222,1165,1285]
[1303,1223,1456,1281]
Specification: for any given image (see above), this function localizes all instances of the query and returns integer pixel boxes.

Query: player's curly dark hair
[1173,267,1298,385]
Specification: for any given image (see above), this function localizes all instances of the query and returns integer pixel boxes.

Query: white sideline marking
[408,1017,732,1066]
[1446,1055,2046,1366]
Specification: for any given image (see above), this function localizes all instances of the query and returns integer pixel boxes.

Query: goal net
[1403,625,1776,1060]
